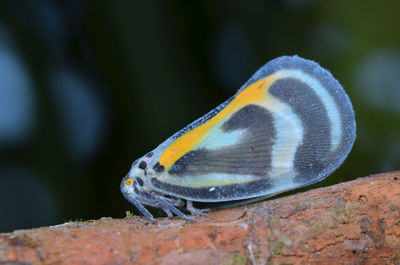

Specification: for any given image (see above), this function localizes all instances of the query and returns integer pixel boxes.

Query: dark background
[1,0,400,233]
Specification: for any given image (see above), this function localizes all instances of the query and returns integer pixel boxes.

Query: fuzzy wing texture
[149,55,356,202]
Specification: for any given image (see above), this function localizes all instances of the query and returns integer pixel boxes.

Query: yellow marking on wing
[179,180,248,187]
[155,177,251,187]
[158,74,278,169]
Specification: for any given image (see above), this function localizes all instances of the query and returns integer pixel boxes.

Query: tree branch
[1,171,400,265]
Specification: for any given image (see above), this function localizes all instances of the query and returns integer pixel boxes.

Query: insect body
[120,55,356,221]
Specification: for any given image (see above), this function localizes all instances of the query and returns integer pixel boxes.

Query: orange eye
[125,178,133,186]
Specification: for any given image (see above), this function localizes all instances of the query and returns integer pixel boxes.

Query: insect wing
[147,56,356,202]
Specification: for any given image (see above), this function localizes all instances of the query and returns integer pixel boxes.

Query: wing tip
[243,55,332,88]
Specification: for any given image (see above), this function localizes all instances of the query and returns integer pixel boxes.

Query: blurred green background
[1,0,400,232]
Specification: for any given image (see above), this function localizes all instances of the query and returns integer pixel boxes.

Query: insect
[120,55,356,221]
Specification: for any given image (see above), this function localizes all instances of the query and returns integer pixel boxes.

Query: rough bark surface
[1,172,400,265]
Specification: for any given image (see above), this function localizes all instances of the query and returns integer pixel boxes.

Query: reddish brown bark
[1,172,400,265]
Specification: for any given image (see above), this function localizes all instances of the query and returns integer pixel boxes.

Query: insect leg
[186,200,209,216]
[162,208,173,217]
[126,194,155,222]
[152,194,194,221]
